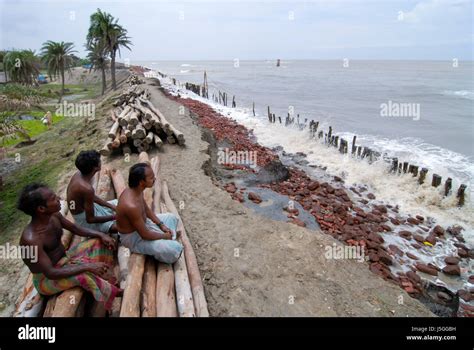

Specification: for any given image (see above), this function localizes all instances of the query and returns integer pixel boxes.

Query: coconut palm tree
[86,40,108,95]
[87,9,132,90]
[40,41,76,100]
[109,25,132,90]
[3,50,40,85]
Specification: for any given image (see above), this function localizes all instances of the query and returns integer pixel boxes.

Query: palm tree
[3,50,40,85]
[86,41,108,95]
[40,41,76,100]
[87,9,132,90]
[109,25,132,90]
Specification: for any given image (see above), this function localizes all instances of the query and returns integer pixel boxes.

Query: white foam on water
[442,90,474,100]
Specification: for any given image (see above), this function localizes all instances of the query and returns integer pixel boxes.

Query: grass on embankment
[0,85,115,245]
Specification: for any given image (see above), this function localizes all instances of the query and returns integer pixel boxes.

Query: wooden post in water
[457,184,466,206]
[232,96,236,108]
[444,178,452,196]
[334,136,339,148]
[432,174,442,187]
[391,158,398,173]
[419,168,428,184]
[253,102,255,116]
[328,126,332,144]
[357,146,362,158]
[403,162,409,173]
[352,136,357,155]
[278,116,282,124]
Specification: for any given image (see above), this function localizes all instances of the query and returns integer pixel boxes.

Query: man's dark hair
[129,163,150,188]
[17,183,49,217]
[75,150,101,175]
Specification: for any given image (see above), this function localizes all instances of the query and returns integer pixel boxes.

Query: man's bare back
[67,172,94,215]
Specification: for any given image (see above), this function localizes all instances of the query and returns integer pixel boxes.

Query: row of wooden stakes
[267,106,468,206]
[14,152,208,317]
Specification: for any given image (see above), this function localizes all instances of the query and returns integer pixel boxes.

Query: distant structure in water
[276,59,280,67]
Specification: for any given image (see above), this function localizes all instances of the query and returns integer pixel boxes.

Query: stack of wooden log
[101,78,185,156]
[126,74,144,86]
[14,152,209,317]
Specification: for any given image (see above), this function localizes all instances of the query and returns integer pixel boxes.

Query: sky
[0,0,473,61]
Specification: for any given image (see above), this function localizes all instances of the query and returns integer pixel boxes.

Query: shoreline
[148,72,473,317]
[134,77,436,316]
[0,66,468,317]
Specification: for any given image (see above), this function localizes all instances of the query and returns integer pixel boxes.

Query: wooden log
[156,263,178,317]
[143,119,152,130]
[444,178,452,196]
[132,123,146,139]
[419,168,428,184]
[169,124,185,146]
[119,128,127,143]
[151,157,161,213]
[457,184,466,206]
[110,168,127,197]
[109,264,122,317]
[108,120,120,138]
[154,134,164,148]
[391,158,398,173]
[118,106,132,127]
[49,287,84,317]
[129,110,140,127]
[112,130,121,149]
[100,139,112,156]
[403,162,409,173]
[432,174,442,187]
[141,257,157,317]
[145,131,154,144]
[142,99,170,131]
[161,181,198,317]
[120,253,145,317]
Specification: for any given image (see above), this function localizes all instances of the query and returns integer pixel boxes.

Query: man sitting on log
[67,150,117,234]
[116,162,183,264]
[18,184,121,310]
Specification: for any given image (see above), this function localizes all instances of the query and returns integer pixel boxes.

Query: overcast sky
[1,0,473,61]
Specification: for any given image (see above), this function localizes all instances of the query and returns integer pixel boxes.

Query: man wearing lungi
[18,184,121,310]
[116,163,183,264]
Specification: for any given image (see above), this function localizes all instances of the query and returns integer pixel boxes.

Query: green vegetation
[87,8,132,91]
[2,49,40,85]
[40,41,77,99]
[0,111,65,147]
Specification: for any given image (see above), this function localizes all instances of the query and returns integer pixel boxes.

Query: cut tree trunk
[161,181,209,317]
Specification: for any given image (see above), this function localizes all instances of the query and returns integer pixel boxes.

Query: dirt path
[140,79,434,317]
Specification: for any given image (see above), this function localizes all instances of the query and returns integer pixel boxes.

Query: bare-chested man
[18,183,121,309]
[116,162,183,264]
[67,150,117,234]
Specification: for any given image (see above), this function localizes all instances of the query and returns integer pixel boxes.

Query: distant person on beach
[17,183,121,310]
[42,111,52,129]
[67,150,118,234]
[116,162,183,264]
